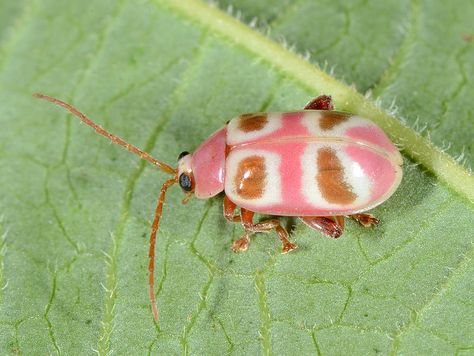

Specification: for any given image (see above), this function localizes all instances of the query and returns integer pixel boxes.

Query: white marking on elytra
[301,143,372,209]
[300,111,373,138]
[225,148,282,207]
[227,113,282,145]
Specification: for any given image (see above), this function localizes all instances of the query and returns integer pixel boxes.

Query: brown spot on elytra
[319,112,350,130]
[238,113,268,132]
[234,155,266,199]
[317,148,357,204]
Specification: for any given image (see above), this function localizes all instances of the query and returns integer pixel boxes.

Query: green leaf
[0,0,472,355]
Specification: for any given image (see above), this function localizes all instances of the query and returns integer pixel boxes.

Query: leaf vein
[437,43,470,131]
[0,0,38,73]
[181,201,215,355]
[311,329,322,356]
[255,270,272,356]
[97,30,210,354]
[371,0,420,97]
[214,315,235,354]
[91,56,184,166]
[44,269,61,355]
[390,242,474,352]
[370,197,454,266]
[43,169,80,253]
[0,217,7,308]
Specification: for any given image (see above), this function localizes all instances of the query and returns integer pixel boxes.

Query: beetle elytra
[34,93,403,322]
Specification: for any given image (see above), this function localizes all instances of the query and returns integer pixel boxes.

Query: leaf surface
[0,0,473,355]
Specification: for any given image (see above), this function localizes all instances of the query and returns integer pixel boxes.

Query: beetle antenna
[149,177,177,322]
[33,93,177,175]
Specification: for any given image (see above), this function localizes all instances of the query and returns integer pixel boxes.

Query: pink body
[191,128,226,198]
[190,111,402,216]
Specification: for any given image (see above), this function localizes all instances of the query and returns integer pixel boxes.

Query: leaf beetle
[34,93,403,321]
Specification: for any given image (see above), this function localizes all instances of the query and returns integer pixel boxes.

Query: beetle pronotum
[34,93,403,321]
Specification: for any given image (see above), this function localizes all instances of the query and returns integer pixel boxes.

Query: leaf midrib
[157,0,474,202]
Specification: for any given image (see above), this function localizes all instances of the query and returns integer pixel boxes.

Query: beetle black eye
[179,173,193,192]
[178,151,189,161]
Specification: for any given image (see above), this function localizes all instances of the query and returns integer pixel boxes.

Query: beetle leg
[223,195,241,222]
[299,216,345,238]
[350,213,379,227]
[304,95,334,111]
[236,208,297,254]
[223,197,252,251]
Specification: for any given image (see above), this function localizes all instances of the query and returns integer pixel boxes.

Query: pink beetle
[34,94,403,321]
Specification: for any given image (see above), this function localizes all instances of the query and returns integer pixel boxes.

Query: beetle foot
[325,224,343,238]
[351,213,379,227]
[231,235,250,252]
[281,241,298,254]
